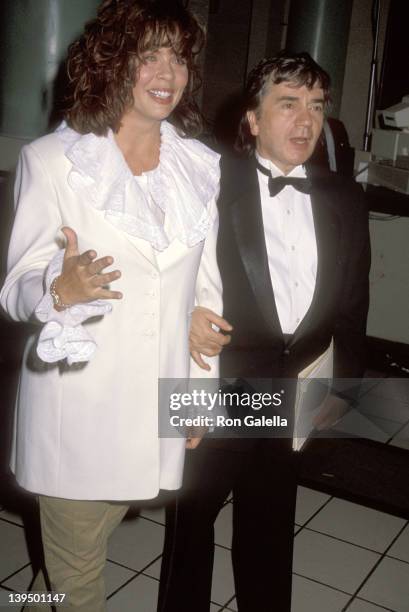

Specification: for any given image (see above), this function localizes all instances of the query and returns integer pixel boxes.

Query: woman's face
[129,46,189,125]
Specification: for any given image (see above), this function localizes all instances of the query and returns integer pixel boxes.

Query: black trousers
[158,437,297,612]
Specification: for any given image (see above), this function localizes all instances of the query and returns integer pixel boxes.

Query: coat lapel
[291,172,341,344]
[123,233,158,268]
[229,161,341,344]
[230,165,282,336]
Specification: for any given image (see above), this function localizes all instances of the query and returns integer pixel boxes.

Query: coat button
[283,348,290,356]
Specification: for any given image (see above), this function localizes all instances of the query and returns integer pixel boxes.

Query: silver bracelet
[49,276,70,311]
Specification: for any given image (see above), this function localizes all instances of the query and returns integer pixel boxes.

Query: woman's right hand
[190,306,233,371]
[54,227,123,306]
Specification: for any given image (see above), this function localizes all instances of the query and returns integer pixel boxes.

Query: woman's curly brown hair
[65,0,205,137]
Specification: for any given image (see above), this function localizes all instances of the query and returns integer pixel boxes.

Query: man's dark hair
[65,0,205,137]
[236,51,331,156]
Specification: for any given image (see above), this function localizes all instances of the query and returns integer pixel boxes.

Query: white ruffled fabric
[56,121,220,251]
[35,250,112,365]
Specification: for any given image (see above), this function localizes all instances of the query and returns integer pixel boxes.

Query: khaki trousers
[25,496,129,612]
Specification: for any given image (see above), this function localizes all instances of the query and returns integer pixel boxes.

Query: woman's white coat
[0,128,221,500]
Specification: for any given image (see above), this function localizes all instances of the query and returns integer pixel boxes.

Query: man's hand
[312,394,349,431]
[185,426,208,449]
[54,227,123,306]
[190,307,233,371]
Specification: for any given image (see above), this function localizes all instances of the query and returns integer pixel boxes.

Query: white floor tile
[389,436,409,451]
[214,502,233,549]
[211,545,235,606]
[332,409,405,442]
[138,505,165,525]
[291,574,350,612]
[143,557,161,580]
[106,574,158,612]
[210,605,221,612]
[387,524,409,563]
[0,509,24,527]
[2,559,139,600]
[306,498,405,552]
[358,556,409,611]
[295,486,331,525]
[0,587,22,608]
[371,416,404,438]
[1,564,33,592]
[389,422,409,450]
[366,379,409,404]
[347,599,394,611]
[393,422,409,437]
[0,521,30,582]
[359,380,381,398]
[225,595,237,610]
[104,560,137,597]
[358,387,409,423]
[107,516,164,572]
[293,529,380,594]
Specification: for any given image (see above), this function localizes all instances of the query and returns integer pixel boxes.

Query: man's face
[247,80,325,175]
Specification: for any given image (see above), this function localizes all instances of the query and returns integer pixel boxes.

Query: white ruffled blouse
[34,121,220,364]
[55,120,220,250]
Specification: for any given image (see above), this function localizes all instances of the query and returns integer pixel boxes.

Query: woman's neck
[115,115,162,176]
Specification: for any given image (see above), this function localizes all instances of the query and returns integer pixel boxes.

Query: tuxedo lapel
[230,167,282,337]
[291,174,341,343]
[227,161,341,343]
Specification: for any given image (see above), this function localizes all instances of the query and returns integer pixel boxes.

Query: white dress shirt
[257,153,317,334]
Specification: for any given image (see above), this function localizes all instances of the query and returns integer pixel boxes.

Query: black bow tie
[255,161,312,197]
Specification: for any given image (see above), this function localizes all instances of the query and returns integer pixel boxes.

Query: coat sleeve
[189,194,223,379]
[0,143,110,364]
[333,183,371,384]
[0,143,62,322]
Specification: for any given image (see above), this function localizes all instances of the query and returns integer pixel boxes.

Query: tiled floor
[0,377,408,611]
[1,487,409,611]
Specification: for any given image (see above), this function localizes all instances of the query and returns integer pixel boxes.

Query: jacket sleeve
[189,194,223,379]
[0,144,110,364]
[0,144,62,322]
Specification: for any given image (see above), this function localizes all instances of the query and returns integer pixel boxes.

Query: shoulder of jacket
[220,153,252,174]
[308,166,366,209]
[22,132,64,162]
[219,154,255,201]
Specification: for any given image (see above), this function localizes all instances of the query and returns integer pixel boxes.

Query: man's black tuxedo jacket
[217,155,370,382]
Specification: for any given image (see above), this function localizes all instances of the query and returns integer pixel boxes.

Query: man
[158,52,370,612]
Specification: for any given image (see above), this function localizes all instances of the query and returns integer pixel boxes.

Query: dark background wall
[0,0,401,157]
[197,0,393,150]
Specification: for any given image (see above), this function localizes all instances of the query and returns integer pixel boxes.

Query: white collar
[56,121,220,251]
[255,152,306,179]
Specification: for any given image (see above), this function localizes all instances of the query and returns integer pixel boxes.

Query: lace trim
[35,250,112,365]
[56,121,220,251]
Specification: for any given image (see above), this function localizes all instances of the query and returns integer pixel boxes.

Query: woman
[0,1,221,609]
